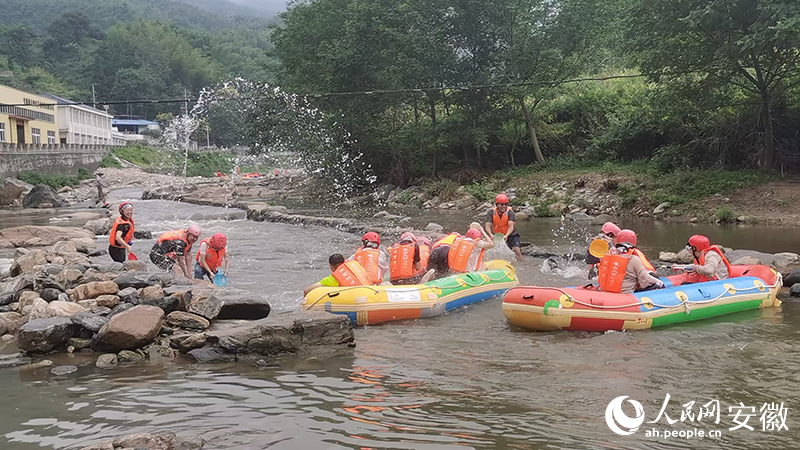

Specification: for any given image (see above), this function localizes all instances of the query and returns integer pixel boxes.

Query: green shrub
[425,179,461,201]
[534,202,556,217]
[99,154,122,168]
[713,206,736,223]
[465,182,493,202]
[111,144,166,168]
[17,169,90,189]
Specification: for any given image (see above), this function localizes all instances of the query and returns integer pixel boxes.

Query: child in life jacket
[347,231,389,285]
[304,254,371,296]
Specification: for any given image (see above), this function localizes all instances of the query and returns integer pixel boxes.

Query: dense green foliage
[99,154,123,168]
[111,143,276,177]
[0,3,277,119]
[18,168,92,189]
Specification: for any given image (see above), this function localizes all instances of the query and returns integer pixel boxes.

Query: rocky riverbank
[0,225,354,371]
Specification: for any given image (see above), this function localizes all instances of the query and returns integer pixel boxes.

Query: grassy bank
[107,144,278,177]
[17,168,92,189]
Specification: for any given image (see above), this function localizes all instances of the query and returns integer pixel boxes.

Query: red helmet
[688,235,710,252]
[601,222,620,237]
[187,224,201,238]
[361,231,380,246]
[400,232,416,243]
[465,228,482,240]
[616,229,637,246]
[118,202,133,216]
[418,236,431,247]
[495,193,509,204]
[210,233,227,250]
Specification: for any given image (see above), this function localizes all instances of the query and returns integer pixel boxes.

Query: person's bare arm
[504,220,516,240]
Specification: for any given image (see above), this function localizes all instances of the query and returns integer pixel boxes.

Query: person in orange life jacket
[150,224,201,277]
[304,253,372,296]
[615,229,657,277]
[597,230,663,294]
[484,193,523,261]
[194,233,230,280]
[389,232,422,285]
[108,202,135,263]
[683,234,731,281]
[422,223,495,282]
[347,232,389,285]
[586,222,620,266]
[416,236,431,273]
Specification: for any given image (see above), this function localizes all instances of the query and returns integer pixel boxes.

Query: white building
[40,93,115,145]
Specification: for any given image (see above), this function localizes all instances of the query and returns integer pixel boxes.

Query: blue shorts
[194,263,207,280]
[506,233,521,250]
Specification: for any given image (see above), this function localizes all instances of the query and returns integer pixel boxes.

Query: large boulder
[188,290,223,320]
[0,226,96,249]
[10,250,47,276]
[0,178,32,206]
[18,317,74,353]
[783,269,800,287]
[139,296,179,314]
[23,185,67,208]
[79,432,204,450]
[212,288,272,320]
[50,241,78,254]
[82,218,112,236]
[113,272,161,290]
[726,250,774,266]
[71,281,119,301]
[92,305,165,352]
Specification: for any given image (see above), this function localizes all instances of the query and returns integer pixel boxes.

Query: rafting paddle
[588,238,610,258]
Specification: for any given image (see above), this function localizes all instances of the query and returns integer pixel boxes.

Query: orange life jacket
[195,238,226,272]
[108,216,134,247]
[432,233,459,249]
[156,229,191,258]
[332,260,372,287]
[389,243,417,281]
[597,252,631,293]
[417,244,431,274]
[354,247,382,284]
[631,248,655,273]
[448,237,484,273]
[491,206,512,235]
[694,245,732,281]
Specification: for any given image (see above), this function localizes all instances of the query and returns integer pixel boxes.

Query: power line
[1,73,650,108]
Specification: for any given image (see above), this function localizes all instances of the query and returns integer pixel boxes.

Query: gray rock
[82,218,112,236]
[51,241,78,254]
[95,294,120,308]
[731,256,762,266]
[117,349,145,363]
[790,284,800,297]
[113,271,158,289]
[167,311,210,331]
[96,353,118,368]
[568,212,593,222]
[170,333,208,353]
[92,305,165,352]
[71,312,109,333]
[0,178,32,206]
[783,269,800,287]
[140,296,179,314]
[213,288,272,320]
[425,223,444,233]
[92,306,112,316]
[160,326,174,335]
[0,353,32,369]
[653,202,670,214]
[659,252,679,263]
[97,262,124,274]
[67,337,92,350]
[20,359,54,371]
[117,287,140,304]
[726,250,774,266]
[141,285,165,300]
[51,365,78,375]
[123,260,147,272]
[18,317,74,353]
[188,290,223,320]
[23,185,67,208]
[0,292,15,306]
[78,431,203,450]
[109,302,134,317]
[133,230,153,239]
[187,346,236,363]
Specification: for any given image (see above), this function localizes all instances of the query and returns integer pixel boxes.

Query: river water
[1,195,798,449]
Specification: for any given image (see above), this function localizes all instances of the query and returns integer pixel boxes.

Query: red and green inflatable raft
[502,265,782,332]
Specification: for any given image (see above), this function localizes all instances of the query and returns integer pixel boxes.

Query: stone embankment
[0,225,354,371]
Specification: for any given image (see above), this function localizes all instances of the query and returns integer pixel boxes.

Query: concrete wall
[0,143,108,179]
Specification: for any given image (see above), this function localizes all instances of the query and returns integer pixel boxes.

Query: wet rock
[20,359,54,371]
[123,260,147,272]
[51,365,78,376]
[96,295,120,309]
[83,218,112,236]
[133,230,152,240]
[35,276,65,292]
[140,296,179,314]
[425,223,444,233]
[790,284,800,297]
[141,285,164,300]
[95,353,118,368]
[24,185,67,208]
[0,353,32,369]
[188,290,223,320]
[0,292,14,306]
[71,311,109,333]
[39,288,62,302]
[79,431,203,450]
[92,305,165,352]
[775,252,800,264]
[0,178,32,206]
[689,217,699,223]
[113,271,158,290]
[213,288,272,320]
[117,349,145,363]
[11,250,48,276]
[167,311,209,330]
[92,306,112,316]
[568,212,593,222]
[160,326,174,335]
[109,302,134,317]
[783,269,800,287]
[170,333,208,353]
[18,317,74,353]
[187,346,236,363]
[117,287,140,304]
[68,337,92,350]
[71,281,119,301]
[97,262,124,274]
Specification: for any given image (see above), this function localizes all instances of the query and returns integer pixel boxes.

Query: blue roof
[112,119,158,126]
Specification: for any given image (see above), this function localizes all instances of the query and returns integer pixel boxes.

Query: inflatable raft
[502,265,781,332]
[303,260,518,325]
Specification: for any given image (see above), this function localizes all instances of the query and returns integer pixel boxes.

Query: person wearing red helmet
[194,233,230,281]
[150,224,201,277]
[108,202,134,263]
[596,229,663,294]
[586,221,622,278]
[423,223,495,281]
[484,193,522,261]
[685,234,731,281]
[347,231,389,285]
[388,232,423,285]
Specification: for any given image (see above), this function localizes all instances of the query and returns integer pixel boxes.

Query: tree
[626,0,800,169]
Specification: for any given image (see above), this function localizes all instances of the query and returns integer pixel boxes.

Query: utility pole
[92,84,96,109]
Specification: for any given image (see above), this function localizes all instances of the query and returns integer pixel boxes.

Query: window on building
[47,130,56,145]
[31,128,41,144]
[0,123,5,142]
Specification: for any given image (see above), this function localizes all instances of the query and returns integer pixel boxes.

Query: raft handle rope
[541,274,782,311]
[304,285,381,310]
